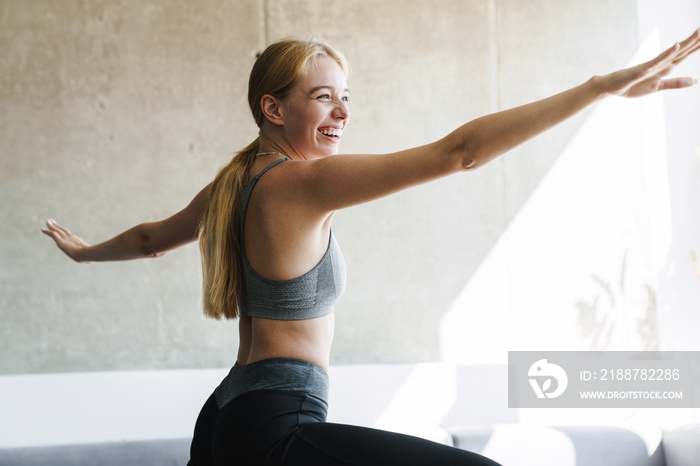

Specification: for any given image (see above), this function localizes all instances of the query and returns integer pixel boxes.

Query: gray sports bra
[238,157,346,320]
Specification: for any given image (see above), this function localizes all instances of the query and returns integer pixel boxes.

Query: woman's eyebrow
[308,85,350,94]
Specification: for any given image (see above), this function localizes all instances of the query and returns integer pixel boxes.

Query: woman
[43,32,700,465]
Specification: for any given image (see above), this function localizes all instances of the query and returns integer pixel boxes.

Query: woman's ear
[260,94,285,126]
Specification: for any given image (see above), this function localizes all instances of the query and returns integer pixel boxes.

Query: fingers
[633,29,700,91]
[674,41,700,65]
[646,29,699,70]
[41,219,57,237]
[658,29,700,91]
[627,41,681,87]
[672,28,700,65]
[659,77,697,91]
[41,219,90,262]
[41,219,72,240]
[42,219,61,235]
[679,28,700,49]
[640,45,676,79]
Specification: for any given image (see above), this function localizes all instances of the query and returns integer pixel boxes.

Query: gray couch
[0,439,190,466]
[2,424,698,466]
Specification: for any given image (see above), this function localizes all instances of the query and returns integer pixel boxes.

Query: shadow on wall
[576,251,660,352]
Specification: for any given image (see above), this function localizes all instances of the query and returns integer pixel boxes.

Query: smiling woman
[41,30,700,465]
[260,53,351,159]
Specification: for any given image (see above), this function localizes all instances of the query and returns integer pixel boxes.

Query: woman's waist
[240,315,334,370]
[242,348,330,373]
[214,357,330,409]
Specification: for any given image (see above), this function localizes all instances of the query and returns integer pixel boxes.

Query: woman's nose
[333,100,350,121]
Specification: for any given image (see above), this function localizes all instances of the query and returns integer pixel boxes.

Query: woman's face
[280,54,351,159]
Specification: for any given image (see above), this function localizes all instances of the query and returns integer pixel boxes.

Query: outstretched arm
[450,28,700,170]
[42,184,210,263]
[291,29,700,215]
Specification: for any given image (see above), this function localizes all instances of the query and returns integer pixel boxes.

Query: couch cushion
[0,438,191,466]
[663,425,700,466]
[449,424,664,466]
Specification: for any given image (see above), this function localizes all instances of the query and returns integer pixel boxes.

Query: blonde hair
[199,39,348,320]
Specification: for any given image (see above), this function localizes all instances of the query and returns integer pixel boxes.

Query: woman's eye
[342,95,349,102]
[317,94,331,100]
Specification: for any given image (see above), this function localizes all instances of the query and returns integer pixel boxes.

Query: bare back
[237,156,336,371]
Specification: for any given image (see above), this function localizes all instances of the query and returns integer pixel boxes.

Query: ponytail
[199,138,259,319]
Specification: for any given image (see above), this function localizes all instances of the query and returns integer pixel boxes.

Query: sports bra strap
[245,157,290,187]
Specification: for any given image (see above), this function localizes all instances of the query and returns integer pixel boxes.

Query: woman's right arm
[42,183,211,263]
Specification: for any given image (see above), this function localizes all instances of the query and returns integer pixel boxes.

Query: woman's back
[236,155,341,371]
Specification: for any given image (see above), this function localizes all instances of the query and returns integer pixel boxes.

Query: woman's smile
[280,55,351,158]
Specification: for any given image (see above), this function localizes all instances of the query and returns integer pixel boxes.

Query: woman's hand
[41,219,92,263]
[599,28,700,98]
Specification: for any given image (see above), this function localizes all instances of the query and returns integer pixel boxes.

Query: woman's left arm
[291,29,700,216]
[451,28,700,170]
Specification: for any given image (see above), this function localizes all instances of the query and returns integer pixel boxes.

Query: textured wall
[4,0,695,375]
[0,0,262,372]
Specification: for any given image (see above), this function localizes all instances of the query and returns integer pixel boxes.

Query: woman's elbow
[461,152,481,171]
[458,139,500,171]
[443,128,485,172]
[140,244,167,258]
[135,225,168,258]
[456,142,488,171]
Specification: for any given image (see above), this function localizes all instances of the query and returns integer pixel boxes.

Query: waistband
[214,357,329,409]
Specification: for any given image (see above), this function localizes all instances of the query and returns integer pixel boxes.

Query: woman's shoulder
[246,157,327,224]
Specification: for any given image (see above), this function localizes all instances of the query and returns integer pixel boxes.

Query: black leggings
[188,389,502,466]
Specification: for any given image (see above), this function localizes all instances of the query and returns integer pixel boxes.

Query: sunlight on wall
[439,30,669,366]
[371,363,457,443]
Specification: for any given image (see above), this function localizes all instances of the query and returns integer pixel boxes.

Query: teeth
[319,128,342,138]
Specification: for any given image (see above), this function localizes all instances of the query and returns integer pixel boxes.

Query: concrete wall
[1,0,699,376]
